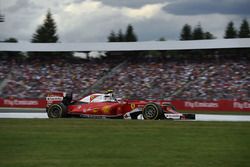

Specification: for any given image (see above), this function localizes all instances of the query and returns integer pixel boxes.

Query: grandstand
[93,55,249,101]
[0,39,250,101]
[0,40,249,101]
[0,56,119,98]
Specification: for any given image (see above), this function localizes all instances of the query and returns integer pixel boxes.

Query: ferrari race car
[46,90,194,120]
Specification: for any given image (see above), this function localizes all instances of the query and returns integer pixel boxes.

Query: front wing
[123,109,195,120]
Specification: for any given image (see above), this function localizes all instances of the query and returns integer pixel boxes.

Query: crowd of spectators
[175,60,249,101]
[0,57,115,99]
[0,59,12,81]
[92,55,249,101]
[0,54,249,101]
[94,57,211,99]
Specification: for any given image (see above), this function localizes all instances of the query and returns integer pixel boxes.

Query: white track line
[196,114,250,122]
[0,113,48,118]
[1,113,250,121]
[0,107,45,111]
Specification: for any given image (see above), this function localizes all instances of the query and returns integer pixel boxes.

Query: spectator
[0,55,249,101]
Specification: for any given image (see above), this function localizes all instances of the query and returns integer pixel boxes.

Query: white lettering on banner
[3,99,13,106]
[3,99,39,106]
[233,102,250,109]
[46,96,63,101]
[185,101,219,108]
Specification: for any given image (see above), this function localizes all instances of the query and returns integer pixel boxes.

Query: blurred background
[0,0,249,111]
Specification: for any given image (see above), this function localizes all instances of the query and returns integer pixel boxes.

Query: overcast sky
[0,0,249,42]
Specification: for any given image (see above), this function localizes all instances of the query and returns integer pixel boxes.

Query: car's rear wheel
[142,103,164,120]
[47,103,67,118]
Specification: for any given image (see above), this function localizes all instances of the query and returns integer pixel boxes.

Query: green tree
[204,32,215,39]
[158,37,166,41]
[192,24,204,40]
[224,21,237,38]
[239,19,250,38]
[4,37,18,42]
[31,10,58,43]
[0,13,4,22]
[180,24,192,40]
[0,38,23,58]
[108,30,117,42]
[125,24,137,42]
[118,29,124,42]
[30,10,73,59]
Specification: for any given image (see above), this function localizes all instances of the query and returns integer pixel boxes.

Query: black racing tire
[47,103,67,118]
[142,102,164,120]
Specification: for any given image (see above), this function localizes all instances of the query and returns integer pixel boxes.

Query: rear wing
[46,92,65,107]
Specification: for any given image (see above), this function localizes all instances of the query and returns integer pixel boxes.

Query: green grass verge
[0,119,250,167]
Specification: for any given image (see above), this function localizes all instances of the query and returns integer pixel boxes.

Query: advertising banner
[0,98,249,112]
[0,98,46,108]
[171,100,250,112]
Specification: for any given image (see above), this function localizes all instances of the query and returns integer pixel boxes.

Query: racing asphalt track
[0,107,250,121]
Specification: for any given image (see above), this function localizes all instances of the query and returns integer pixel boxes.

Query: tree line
[107,20,250,41]
[1,10,250,51]
[180,19,250,40]
[3,10,250,44]
[107,24,137,42]
[180,24,215,40]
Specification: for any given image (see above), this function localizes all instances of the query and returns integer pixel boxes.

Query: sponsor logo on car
[131,103,136,109]
[93,108,98,113]
[46,96,63,101]
[102,105,110,113]
[90,95,99,102]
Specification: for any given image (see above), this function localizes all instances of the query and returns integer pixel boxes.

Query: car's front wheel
[47,103,67,118]
[142,103,164,120]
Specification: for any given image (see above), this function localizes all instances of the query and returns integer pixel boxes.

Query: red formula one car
[46,91,194,120]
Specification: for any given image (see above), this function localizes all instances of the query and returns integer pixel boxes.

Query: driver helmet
[104,93,112,101]
[104,90,114,101]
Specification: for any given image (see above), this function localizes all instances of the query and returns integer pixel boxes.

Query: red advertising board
[170,100,250,112]
[0,98,249,112]
[0,98,46,108]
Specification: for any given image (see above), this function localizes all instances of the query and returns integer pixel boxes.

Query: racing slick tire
[142,102,164,120]
[47,103,68,118]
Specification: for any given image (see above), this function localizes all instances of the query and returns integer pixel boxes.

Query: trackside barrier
[0,98,46,108]
[0,98,249,112]
[170,100,250,112]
